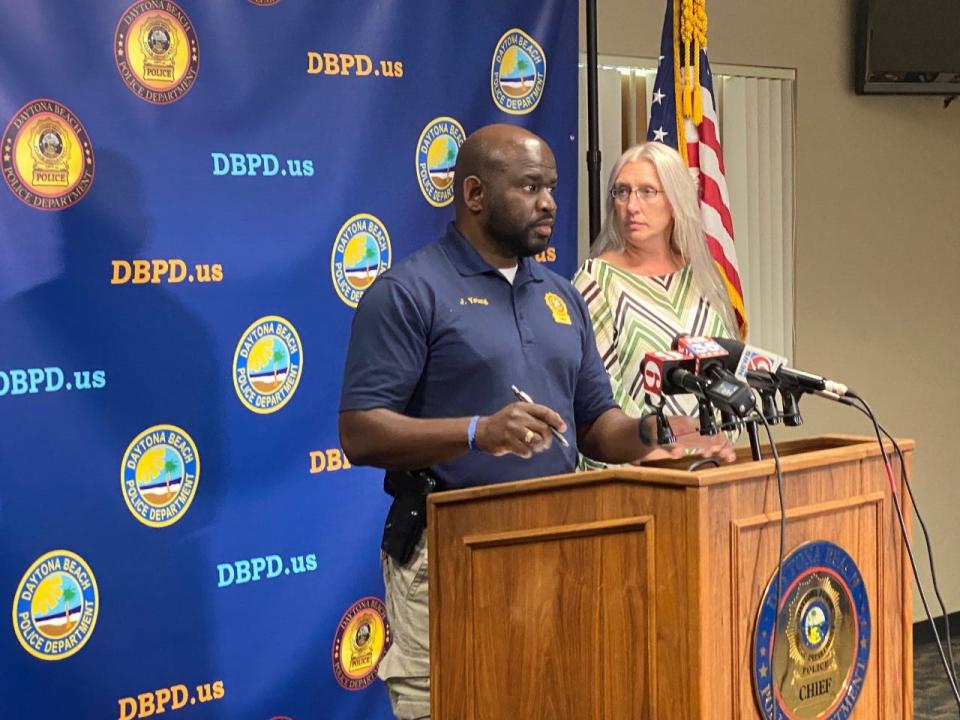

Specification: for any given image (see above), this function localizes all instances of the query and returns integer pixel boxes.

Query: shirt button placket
[514,282,534,346]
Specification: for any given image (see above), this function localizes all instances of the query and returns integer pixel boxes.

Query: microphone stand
[745,419,762,461]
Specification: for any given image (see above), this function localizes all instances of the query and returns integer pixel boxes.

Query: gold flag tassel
[672,0,688,164]
[692,0,708,124]
[680,0,694,120]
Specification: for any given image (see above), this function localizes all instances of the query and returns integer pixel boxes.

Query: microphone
[640,350,701,442]
[672,336,757,419]
[779,387,803,427]
[745,369,782,425]
[673,335,729,373]
[699,369,757,420]
[640,350,700,398]
[711,337,849,397]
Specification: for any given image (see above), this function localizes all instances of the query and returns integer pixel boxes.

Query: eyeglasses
[610,185,664,204]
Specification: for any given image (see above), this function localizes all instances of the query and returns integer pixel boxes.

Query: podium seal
[753,541,870,719]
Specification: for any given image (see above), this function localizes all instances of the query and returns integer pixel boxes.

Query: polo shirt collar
[441,223,546,283]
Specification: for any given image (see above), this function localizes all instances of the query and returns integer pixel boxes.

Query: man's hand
[476,402,567,459]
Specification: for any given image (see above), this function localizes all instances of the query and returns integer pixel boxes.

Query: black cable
[686,457,720,471]
[841,393,957,679]
[840,392,959,686]
[753,410,786,719]
[842,390,960,710]
[874,425,959,683]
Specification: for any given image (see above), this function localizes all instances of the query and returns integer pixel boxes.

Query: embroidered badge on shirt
[544,292,571,325]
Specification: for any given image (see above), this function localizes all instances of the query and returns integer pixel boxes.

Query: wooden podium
[427,435,914,719]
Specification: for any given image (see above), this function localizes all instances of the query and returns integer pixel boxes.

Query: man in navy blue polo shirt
[339,124,732,720]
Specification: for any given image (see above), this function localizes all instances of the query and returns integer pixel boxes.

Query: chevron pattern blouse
[573,258,732,428]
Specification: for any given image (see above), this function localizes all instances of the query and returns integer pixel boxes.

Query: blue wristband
[466,415,480,451]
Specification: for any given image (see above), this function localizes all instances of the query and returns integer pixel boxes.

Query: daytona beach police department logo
[491,28,546,115]
[115,0,199,104]
[544,292,572,325]
[753,541,870,719]
[121,424,200,527]
[233,315,303,414]
[416,117,465,208]
[12,550,99,661]
[332,596,391,690]
[1,99,94,211]
[331,213,392,308]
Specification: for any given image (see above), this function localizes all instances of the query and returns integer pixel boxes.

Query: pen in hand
[510,385,570,448]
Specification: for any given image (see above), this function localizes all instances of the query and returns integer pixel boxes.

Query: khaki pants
[378,531,430,720]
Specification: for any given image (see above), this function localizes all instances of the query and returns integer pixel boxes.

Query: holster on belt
[381,469,438,565]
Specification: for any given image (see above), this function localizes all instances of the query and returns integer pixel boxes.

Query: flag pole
[585,0,601,243]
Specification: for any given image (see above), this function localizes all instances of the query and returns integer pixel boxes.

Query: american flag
[647,0,748,338]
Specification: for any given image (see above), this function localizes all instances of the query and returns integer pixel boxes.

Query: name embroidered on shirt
[544,292,571,325]
[459,297,489,306]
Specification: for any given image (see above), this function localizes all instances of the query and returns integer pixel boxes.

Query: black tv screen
[856,0,960,94]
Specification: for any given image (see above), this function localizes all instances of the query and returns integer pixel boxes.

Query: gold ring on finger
[523,429,536,444]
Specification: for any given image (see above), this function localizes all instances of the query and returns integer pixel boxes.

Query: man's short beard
[485,214,548,258]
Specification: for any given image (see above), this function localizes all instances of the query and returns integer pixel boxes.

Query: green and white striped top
[573,259,732,464]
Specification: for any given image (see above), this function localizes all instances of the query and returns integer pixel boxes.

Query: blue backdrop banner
[0,1,578,718]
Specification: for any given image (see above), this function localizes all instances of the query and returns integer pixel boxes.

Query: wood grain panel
[601,519,657,720]
[466,519,653,720]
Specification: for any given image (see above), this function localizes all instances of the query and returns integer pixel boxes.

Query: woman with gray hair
[573,142,738,463]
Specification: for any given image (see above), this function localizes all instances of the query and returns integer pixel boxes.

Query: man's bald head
[453,124,553,209]
[451,123,558,263]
